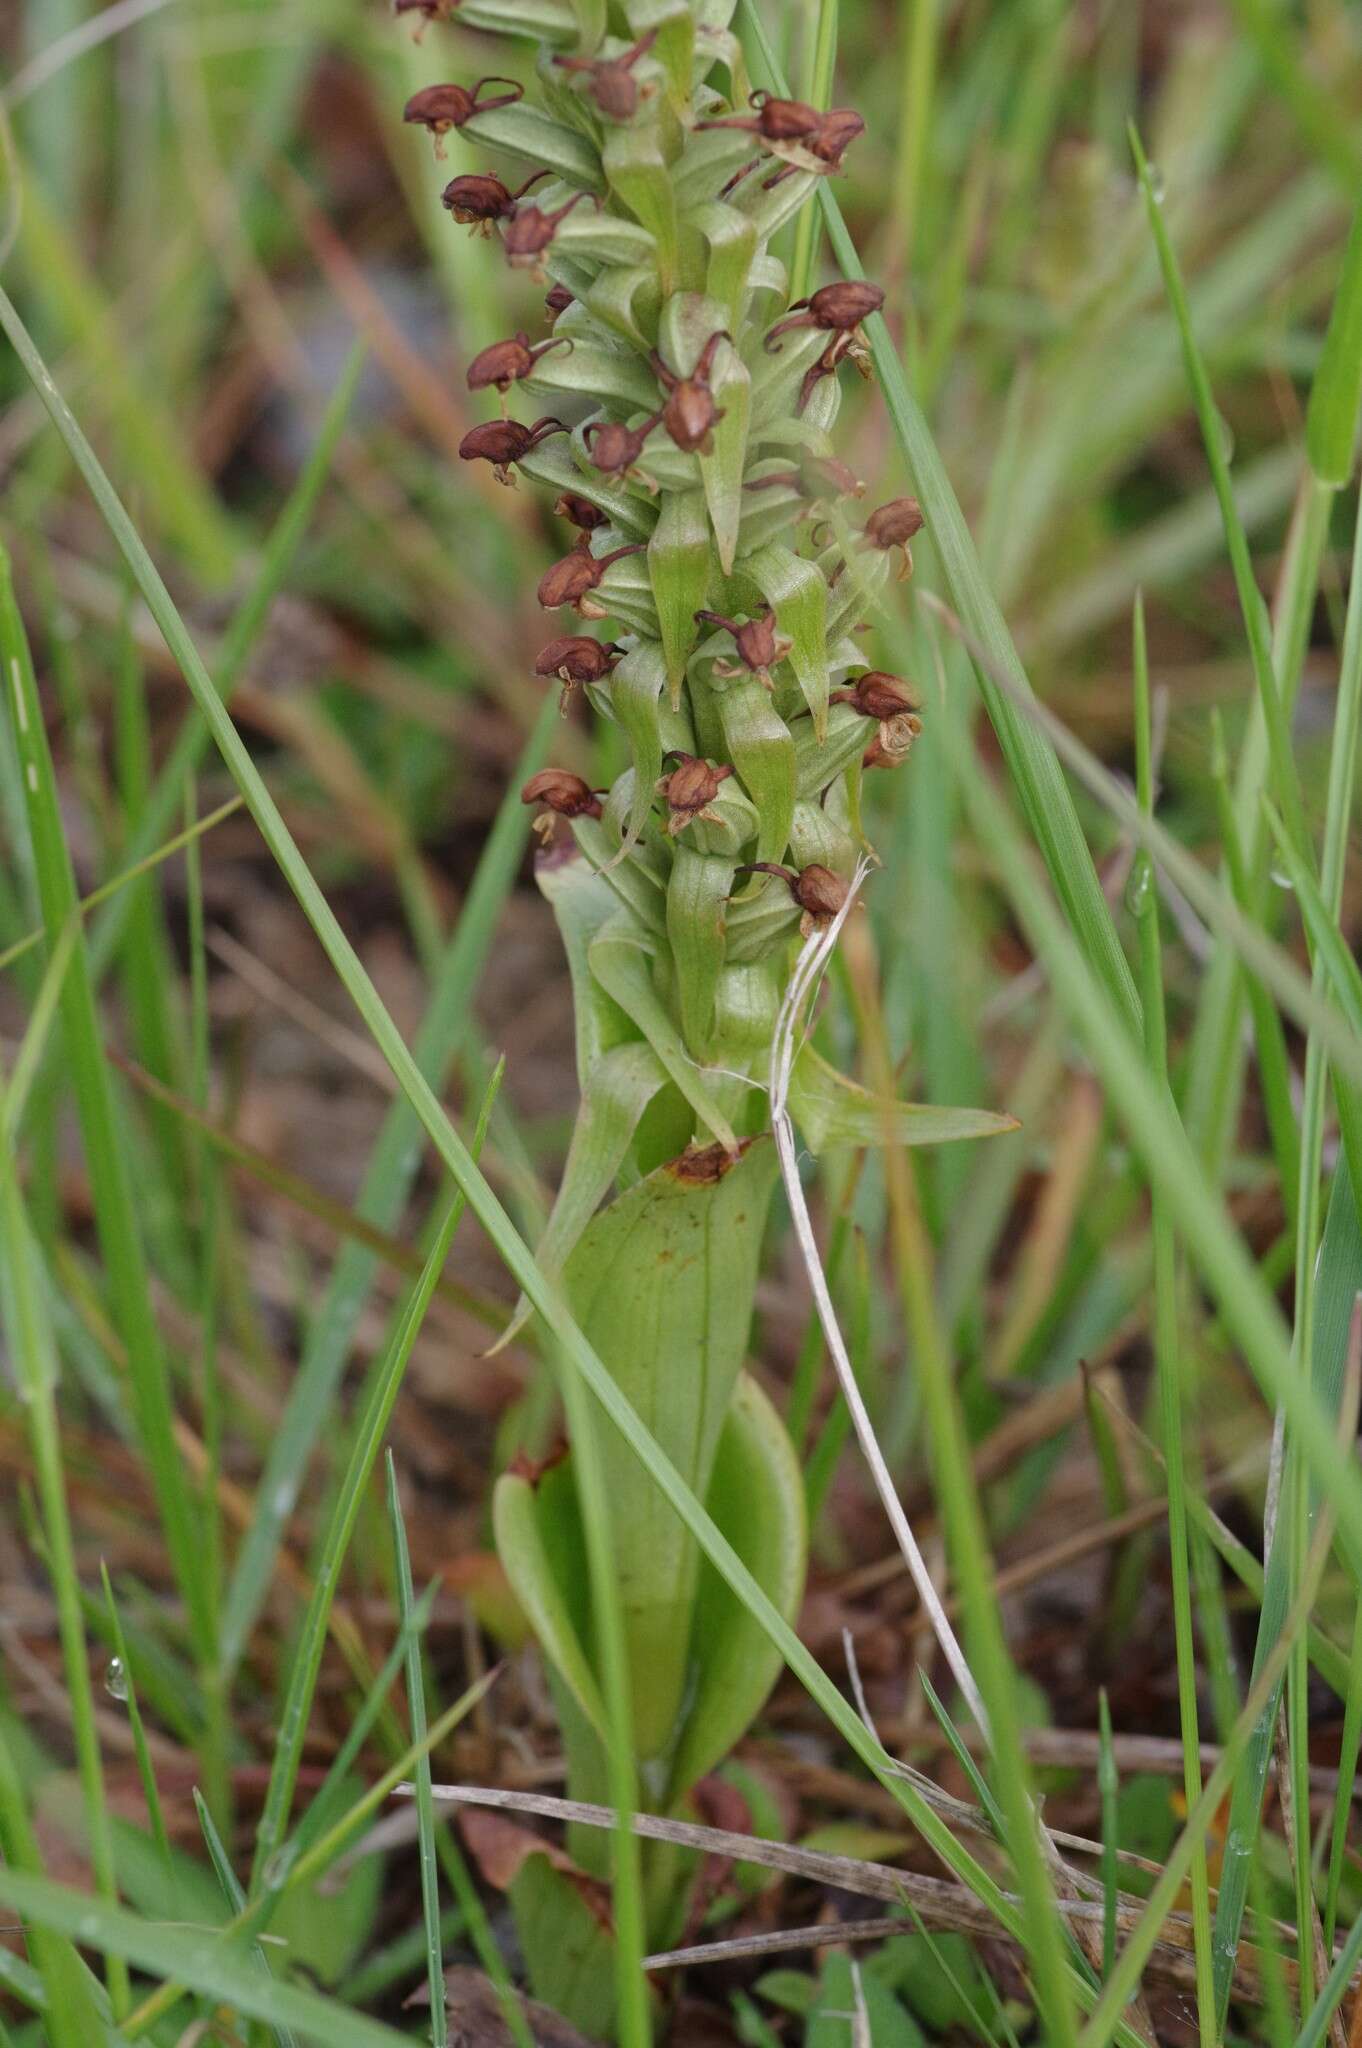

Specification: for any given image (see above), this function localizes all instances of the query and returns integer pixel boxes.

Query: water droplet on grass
[105,1656,128,1702]
[1124,857,1153,917]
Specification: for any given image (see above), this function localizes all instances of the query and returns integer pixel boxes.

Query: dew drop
[104,1656,129,1702]
[1124,856,1153,918]
[1145,161,1167,205]
[1269,862,1294,892]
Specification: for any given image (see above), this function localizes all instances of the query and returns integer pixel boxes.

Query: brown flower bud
[534,637,622,684]
[521,769,603,819]
[458,414,567,484]
[537,541,646,613]
[863,497,924,550]
[544,282,575,319]
[863,712,923,769]
[696,90,823,145]
[695,607,790,684]
[502,192,590,270]
[553,29,658,121]
[651,330,730,455]
[403,78,522,151]
[584,410,664,476]
[466,331,571,395]
[554,491,609,533]
[736,860,849,925]
[660,753,733,834]
[765,279,885,351]
[831,670,922,720]
[441,168,548,227]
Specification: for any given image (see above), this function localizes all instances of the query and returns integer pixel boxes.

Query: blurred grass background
[2,0,1362,2040]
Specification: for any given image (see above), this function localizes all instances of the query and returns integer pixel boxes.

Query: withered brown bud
[651,331,730,455]
[403,78,522,150]
[697,91,822,144]
[863,497,924,550]
[585,410,664,476]
[442,168,548,227]
[695,606,788,682]
[811,106,866,169]
[831,670,922,720]
[537,541,646,613]
[765,279,886,351]
[502,192,590,269]
[863,712,923,769]
[661,753,734,834]
[458,414,567,484]
[797,332,854,414]
[737,860,849,924]
[534,636,622,684]
[553,29,658,121]
[521,769,603,819]
[466,331,571,395]
[554,491,609,533]
[544,282,575,319]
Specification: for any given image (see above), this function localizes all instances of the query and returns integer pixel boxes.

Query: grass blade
[385,1455,448,2048]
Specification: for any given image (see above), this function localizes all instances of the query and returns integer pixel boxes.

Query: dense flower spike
[399,12,943,2008]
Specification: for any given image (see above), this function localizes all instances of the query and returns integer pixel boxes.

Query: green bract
[401,3,1010,2026]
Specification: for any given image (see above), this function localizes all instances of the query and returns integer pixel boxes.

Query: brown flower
[697,90,823,145]
[458,414,567,484]
[694,606,791,687]
[442,168,548,229]
[403,78,522,152]
[554,491,609,533]
[863,712,923,769]
[544,282,575,319]
[533,637,622,685]
[584,410,665,477]
[861,496,923,578]
[466,331,572,396]
[651,330,730,455]
[553,29,658,120]
[737,860,850,928]
[521,769,604,819]
[765,280,885,352]
[830,670,922,720]
[502,192,590,271]
[537,541,646,615]
[659,753,734,835]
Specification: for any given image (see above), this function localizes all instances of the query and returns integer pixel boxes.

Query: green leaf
[588,916,740,1152]
[666,1372,806,1798]
[537,854,639,1085]
[648,490,715,703]
[789,1046,1019,1154]
[460,104,603,187]
[563,1139,780,1753]
[519,438,655,539]
[557,207,659,273]
[787,799,854,873]
[716,677,796,866]
[666,846,736,1057]
[694,202,759,330]
[525,339,660,414]
[584,264,662,351]
[510,1853,619,2038]
[603,122,683,292]
[793,705,870,799]
[494,1462,609,1741]
[806,1955,925,2048]
[741,542,830,735]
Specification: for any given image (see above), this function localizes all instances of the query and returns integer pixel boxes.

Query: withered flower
[442,167,548,230]
[502,191,591,271]
[553,29,657,120]
[533,636,622,685]
[651,330,730,454]
[659,752,734,835]
[737,860,850,929]
[466,330,572,398]
[544,282,575,319]
[861,496,923,578]
[796,332,854,415]
[521,770,604,840]
[830,670,922,720]
[458,414,567,484]
[810,107,866,169]
[403,78,522,151]
[765,280,885,352]
[554,491,609,533]
[697,90,823,145]
[863,712,923,769]
[694,606,791,688]
[537,540,647,615]
[585,409,665,477]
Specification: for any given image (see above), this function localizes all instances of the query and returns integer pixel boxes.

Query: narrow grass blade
[1,545,210,1655]
[222,687,560,1671]
[99,1566,171,1882]
[385,1454,447,2048]
[0,1730,105,2048]
[788,0,838,302]
[1305,188,1362,485]
[193,1791,298,2048]
[1097,1691,1117,1982]
[249,1071,501,1888]
[736,2,1140,1034]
